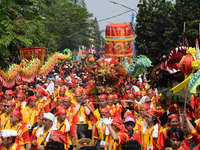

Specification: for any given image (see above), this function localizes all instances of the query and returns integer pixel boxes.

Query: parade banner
[105,23,133,57]
[19,47,46,64]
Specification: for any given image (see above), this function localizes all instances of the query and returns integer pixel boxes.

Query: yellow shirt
[9,123,30,147]
[1,113,11,130]
[21,106,39,126]
[34,127,51,146]
[36,98,49,113]
[2,143,25,150]
[140,123,164,150]
[94,120,111,150]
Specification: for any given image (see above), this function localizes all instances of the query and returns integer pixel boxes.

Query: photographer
[74,90,91,139]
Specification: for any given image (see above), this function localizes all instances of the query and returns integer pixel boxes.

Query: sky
[85,0,139,36]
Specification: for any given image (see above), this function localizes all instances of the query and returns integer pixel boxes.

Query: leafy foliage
[135,0,200,61]
[0,0,94,69]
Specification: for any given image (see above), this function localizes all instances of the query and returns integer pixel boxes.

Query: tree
[0,0,46,69]
[93,17,101,47]
[135,0,174,61]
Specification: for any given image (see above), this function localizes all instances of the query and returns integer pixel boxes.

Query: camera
[80,100,86,105]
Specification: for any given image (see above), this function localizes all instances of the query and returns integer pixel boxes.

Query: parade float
[0,47,72,88]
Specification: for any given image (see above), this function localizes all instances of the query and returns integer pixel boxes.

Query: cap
[100,107,110,114]
[5,101,15,107]
[98,94,107,100]
[5,90,13,95]
[43,113,54,122]
[11,110,22,121]
[56,106,66,115]
[125,117,135,123]
[127,94,134,99]
[1,129,18,138]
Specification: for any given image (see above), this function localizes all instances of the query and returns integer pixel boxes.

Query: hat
[17,93,26,101]
[83,89,90,95]
[98,94,107,100]
[36,88,48,96]
[125,117,135,123]
[39,112,44,119]
[27,96,36,104]
[43,113,54,122]
[11,110,22,121]
[147,108,164,117]
[147,89,153,93]
[100,107,110,114]
[136,91,142,96]
[59,87,66,91]
[56,96,63,102]
[68,83,75,89]
[1,129,18,138]
[156,95,161,100]
[113,94,118,99]
[112,117,128,133]
[50,130,68,145]
[140,103,150,110]
[127,94,134,99]
[5,101,15,107]
[63,97,71,102]
[56,106,66,115]
[5,90,13,95]
[124,111,134,119]
[75,90,82,96]
[168,113,178,120]
[107,94,114,100]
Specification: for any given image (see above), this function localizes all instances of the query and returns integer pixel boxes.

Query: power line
[98,10,132,22]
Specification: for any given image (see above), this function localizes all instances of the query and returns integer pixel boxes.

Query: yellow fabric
[9,123,30,146]
[35,127,51,146]
[191,129,197,134]
[1,113,11,130]
[65,91,75,103]
[36,98,48,113]
[140,124,163,150]
[21,106,38,126]
[94,120,111,150]
[1,142,25,150]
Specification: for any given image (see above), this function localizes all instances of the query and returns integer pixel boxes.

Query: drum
[105,23,133,57]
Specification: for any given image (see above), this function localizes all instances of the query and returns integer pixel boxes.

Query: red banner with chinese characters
[105,23,133,57]
[19,47,46,64]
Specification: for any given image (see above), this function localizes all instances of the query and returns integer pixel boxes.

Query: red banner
[19,47,46,64]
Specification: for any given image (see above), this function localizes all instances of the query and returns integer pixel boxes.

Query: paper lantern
[179,55,198,75]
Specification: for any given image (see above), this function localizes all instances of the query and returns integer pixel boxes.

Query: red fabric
[56,106,66,115]
[11,110,22,121]
[5,90,13,95]
[50,130,68,145]
[6,101,15,107]
[101,107,110,114]
[98,94,107,99]
[129,132,142,149]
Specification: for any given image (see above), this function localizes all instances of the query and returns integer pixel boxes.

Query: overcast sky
[85,0,139,36]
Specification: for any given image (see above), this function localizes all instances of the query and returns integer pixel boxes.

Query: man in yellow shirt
[21,96,39,129]
[31,113,57,150]
[1,101,15,130]
[1,129,25,150]
[74,90,91,139]
[9,110,31,150]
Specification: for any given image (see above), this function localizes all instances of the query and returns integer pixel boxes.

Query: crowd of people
[0,61,200,150]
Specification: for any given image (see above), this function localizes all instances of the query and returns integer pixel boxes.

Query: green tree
[135,0,175,61]
[93,17,101,47]
[0,0,46,68]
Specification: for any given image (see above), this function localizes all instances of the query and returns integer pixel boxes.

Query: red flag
[185,37,188,46]
[196,38,199,51]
